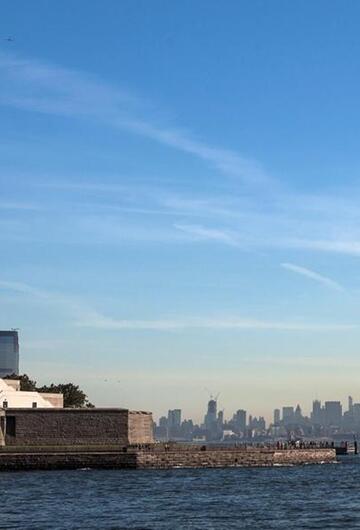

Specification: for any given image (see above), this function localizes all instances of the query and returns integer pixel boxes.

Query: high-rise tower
[0,331,19,378]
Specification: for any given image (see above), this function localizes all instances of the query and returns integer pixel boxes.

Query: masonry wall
[135,448,274,468]
[134,446,336,469]
[128,411,154,444]
[40,393,64,408]
[4,408,129,446]
[273,449,335,465]
[0,446,337,471]
[0,451,137,471]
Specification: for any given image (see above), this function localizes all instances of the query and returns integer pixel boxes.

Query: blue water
[0,459,359,529]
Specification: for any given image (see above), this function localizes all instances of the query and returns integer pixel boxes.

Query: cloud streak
[0,51,271,188]
[281,262,343,291]
[174,224,239,246]
[77,314,356,332]
[0,279,354,333]
[3,52,360,261]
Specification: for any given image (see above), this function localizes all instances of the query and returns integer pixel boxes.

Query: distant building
[204,399,220,440]
[217,410,224,427]
[235,409,247,433]
[204,399,217,428]
[294,404,303,422]
[273,409,280,425]
[353,404,360,425]
[155,416,168,441]
[181,419,194,440]
[159,416,168,429]
[168,409,181,428]
[167,409,182,439]
[311,400,322,424]
[249,416,266,431]
[0,331,19,378]
[282,406,294,425]
[324,401,342,427]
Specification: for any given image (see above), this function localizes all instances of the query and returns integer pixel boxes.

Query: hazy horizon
[2,1,360,422]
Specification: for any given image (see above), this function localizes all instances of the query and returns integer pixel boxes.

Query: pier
[0,444,336,471]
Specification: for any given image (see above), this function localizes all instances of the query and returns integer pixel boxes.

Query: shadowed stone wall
[3,408,154,446]
[0,446,336,471]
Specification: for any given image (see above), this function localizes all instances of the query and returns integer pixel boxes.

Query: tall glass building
[0,331,19,378]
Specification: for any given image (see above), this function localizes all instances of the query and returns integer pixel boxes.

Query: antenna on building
[204,388,220,401]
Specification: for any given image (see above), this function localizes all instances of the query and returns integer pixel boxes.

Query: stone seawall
[0,451,136,471]
[273,449,335,466]
[135,447,335,469]
[0,447,336,471]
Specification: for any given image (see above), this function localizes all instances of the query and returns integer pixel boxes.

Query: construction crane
[204,387,220,402]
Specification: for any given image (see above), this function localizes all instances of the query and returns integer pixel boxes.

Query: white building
[0,378,63,408]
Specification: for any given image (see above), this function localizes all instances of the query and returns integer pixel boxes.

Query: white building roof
[0,378,62,408]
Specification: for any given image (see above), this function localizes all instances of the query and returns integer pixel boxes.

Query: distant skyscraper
[295,404,302,422]
[204,399,217,428]
[159,416,168,429]
[353,404,360,425]
[235,409,246,433]
[348,396,353,413]
[282,406,294,425]
[0,331,19,378]
[324,401,342,427]
[311,400,322,424]
[273,409,280,425]
[167,409,182,440]
[168,409,181,428]
[217,410,224,427]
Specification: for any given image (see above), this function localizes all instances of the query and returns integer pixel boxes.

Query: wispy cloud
[174,224,239,246]
[0,279,95,322]
[3,52,360,260]
[281,262,343,291]
[77,314,355,332]
[122,119,271,186]
[0,280,51,298]
[0,51,271,188]
[0,279,354,333]
[282,238,360,256]
[0,201,40,211]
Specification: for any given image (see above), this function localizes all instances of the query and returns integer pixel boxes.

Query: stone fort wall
[3,408,154,446]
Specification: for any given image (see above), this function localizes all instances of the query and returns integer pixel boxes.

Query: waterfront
[0,458,359,529]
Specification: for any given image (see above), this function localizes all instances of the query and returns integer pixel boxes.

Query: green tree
[37,382,94,408]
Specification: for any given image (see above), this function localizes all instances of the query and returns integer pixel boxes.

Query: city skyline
[2,2,360,419]
[155,394,360,443]
[155,394,358,426]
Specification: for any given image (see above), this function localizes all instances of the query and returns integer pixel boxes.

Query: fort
[0,407,336,470]
[0,408,154,447]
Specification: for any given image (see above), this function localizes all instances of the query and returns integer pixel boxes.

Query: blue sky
[1,1,360,421]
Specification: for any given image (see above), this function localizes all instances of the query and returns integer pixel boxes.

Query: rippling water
[1,457,359,529]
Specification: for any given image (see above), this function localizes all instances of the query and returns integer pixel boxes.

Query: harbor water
[1,457,359,529]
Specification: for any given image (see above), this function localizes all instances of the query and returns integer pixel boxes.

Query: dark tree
[37,382,93,408]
